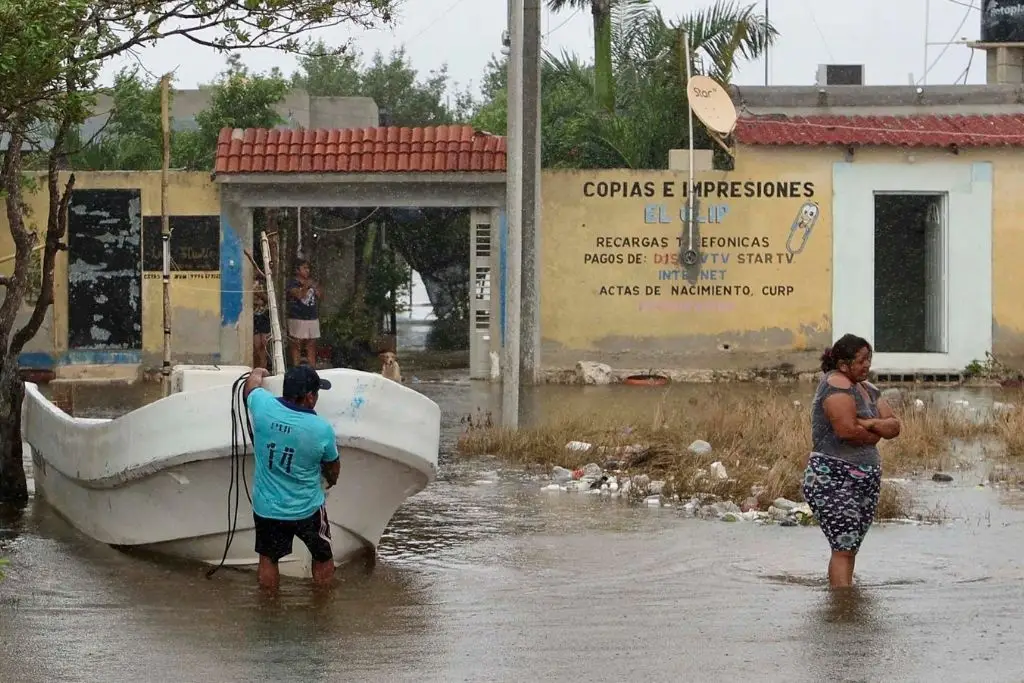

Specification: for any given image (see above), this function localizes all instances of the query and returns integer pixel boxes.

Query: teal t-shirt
[246,387,339,520]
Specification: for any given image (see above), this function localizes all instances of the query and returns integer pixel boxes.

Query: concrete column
[520,0,542,385]
[220,196,253,365]
[990,46,1024,85]
[503,0,524,427]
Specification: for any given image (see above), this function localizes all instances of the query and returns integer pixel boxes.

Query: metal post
[160,74,172,397]
[520,0,542,384]
[685,32,694,202]
[678,31,699,267]
[764,0,769,86]
[503,0,524,428]
[923,0,930,85]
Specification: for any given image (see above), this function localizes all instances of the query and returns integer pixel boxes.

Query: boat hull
[24,366,440,578]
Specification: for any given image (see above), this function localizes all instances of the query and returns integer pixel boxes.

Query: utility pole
[764,0,769,85]
[160,74,172,397]
[503,0,524,428]
[520,0,542,385]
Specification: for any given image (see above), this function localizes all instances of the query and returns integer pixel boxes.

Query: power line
[310,207,380,233]
[545,8,579,40]
[799,0,835,62]
[404,0,473,46]
[957,49,976,84]
[918,1,973,84]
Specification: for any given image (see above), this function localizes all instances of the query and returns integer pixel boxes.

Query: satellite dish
[686,75,738,135]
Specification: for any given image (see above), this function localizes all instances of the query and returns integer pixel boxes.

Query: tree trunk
[0,357,28,507]
[0,118,73,507]
[593,0,614,111]
[356,223,377,306]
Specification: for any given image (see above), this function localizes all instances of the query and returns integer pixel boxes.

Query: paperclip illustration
[786,202,820,255]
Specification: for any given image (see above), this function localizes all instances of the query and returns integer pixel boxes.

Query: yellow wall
[0,171,220,362]
[540,146,1024,371]
[135,173,221,358]
[541,152,833,370]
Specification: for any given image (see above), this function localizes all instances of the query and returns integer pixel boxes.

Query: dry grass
[877,395,993,472]
[978,399,1024,485]
[993,405,1024,459]
[457,387,1019,521]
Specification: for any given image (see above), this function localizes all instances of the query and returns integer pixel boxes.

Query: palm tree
[628,0,777,85]
[547,0,615,111]
[547,0,774,113]
[542,0,778,169]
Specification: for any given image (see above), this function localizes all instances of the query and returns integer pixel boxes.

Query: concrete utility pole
[503,0,524,428]
[520,0,542,385]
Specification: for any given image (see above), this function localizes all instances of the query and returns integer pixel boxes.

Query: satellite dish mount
[677,34,740,274]
[686,74,738,157]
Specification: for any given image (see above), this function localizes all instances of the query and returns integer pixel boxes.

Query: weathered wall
[0,171,221,369]
[975,148,1024,366]
[539,145,1024,372]
[540,153,832,372]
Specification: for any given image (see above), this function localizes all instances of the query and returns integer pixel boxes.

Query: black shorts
[254,312,271,335]
[253,505,333,563]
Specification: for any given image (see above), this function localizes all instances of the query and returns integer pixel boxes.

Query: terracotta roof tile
[734,113,1024,147]
[215,125,507,174]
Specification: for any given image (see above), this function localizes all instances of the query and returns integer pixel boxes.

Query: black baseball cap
[282,364,331,399]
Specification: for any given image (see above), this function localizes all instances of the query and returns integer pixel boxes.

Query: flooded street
[4,379,1024,681]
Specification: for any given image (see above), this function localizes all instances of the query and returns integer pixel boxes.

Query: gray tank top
[810,371,881,468]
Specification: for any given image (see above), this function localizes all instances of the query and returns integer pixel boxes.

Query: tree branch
[9,113,75,358]
[85,1,392,64]
[0,127,30,357]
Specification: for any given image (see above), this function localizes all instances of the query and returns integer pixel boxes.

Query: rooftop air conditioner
[815,64,865,86]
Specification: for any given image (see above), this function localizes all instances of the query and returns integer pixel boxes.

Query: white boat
[21,364,440,578]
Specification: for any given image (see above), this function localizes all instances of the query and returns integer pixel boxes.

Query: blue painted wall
[220,212,243,327]
[18,350,145,368]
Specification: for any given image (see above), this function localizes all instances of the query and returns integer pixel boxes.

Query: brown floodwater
[4,378,1024,682]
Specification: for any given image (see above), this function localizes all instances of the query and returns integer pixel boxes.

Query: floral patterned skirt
[801,453,882,553]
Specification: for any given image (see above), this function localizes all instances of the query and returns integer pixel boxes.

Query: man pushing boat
[243,364,341,590]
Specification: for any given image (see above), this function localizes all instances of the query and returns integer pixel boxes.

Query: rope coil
[206,372,256,579]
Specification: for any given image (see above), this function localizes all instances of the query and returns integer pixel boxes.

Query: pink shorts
[288,319,320,340]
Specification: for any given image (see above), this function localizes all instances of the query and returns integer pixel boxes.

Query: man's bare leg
[311,559,334,587]
[257,555,281,591]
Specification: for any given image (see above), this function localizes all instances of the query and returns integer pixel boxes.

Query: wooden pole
[277,212,287,368]
[160,74,172,397]
[260,230,286,374]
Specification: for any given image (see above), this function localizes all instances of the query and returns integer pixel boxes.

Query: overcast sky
[103,0,986,94]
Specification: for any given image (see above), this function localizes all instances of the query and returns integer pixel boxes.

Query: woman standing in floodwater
[803,333,901,589]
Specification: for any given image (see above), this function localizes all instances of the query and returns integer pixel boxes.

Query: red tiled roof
[734,114,1024,147]
[214,125,507,173]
